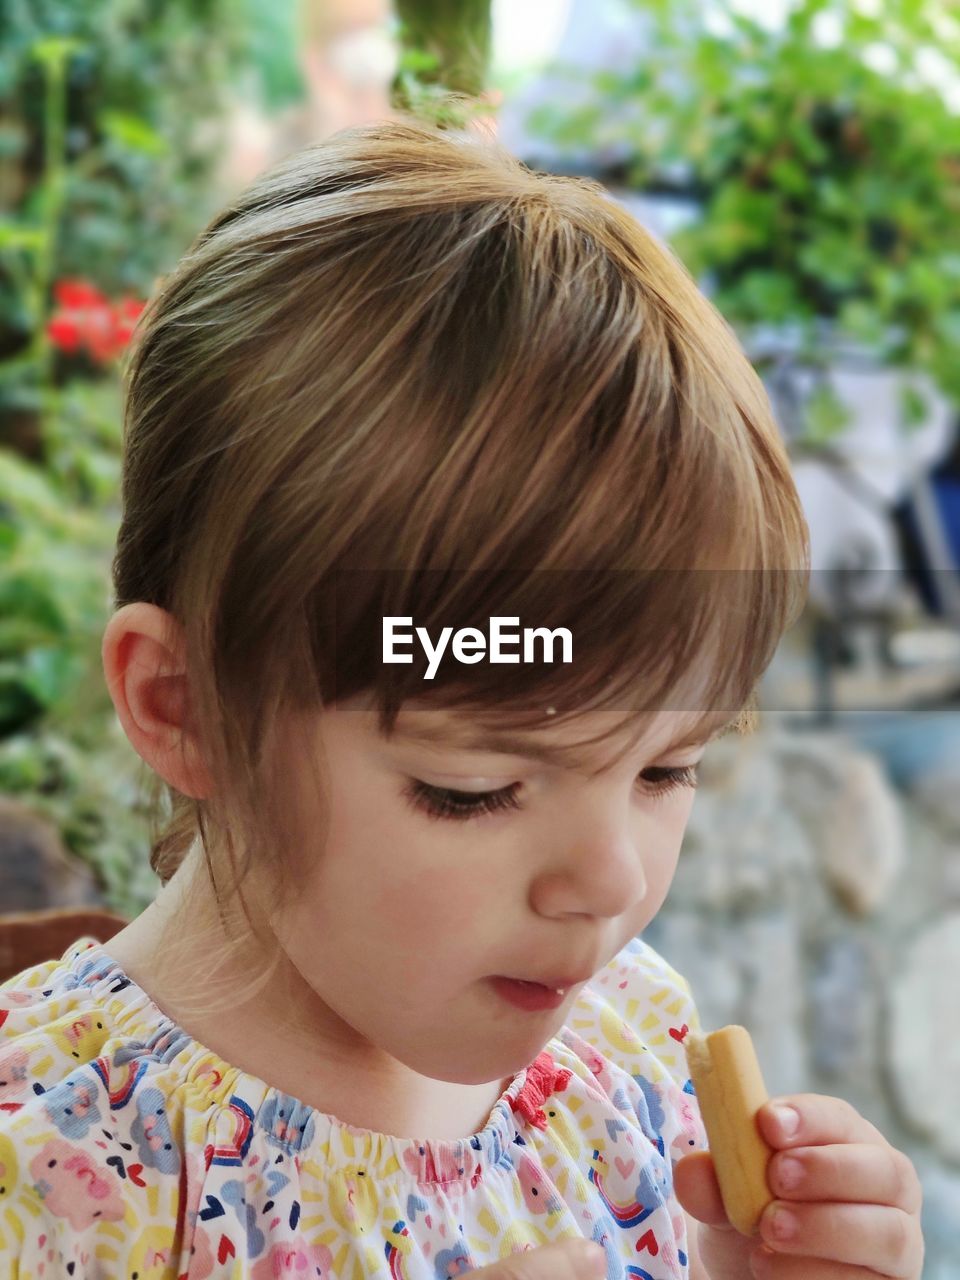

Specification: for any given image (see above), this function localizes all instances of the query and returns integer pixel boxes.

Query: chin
[407,1028,559,1087]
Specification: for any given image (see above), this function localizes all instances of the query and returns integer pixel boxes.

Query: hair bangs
[315,561,802,774]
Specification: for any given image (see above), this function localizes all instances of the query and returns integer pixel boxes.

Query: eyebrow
[390,720,720,769]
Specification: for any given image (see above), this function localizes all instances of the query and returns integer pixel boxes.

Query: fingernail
[777,1156,804,1191]
[771,1104,799,1138]
[769,1206,796,1241]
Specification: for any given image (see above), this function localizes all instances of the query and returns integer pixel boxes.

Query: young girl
[0,116,923,1280]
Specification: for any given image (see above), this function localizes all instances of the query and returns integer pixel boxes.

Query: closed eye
[401,764,699,823]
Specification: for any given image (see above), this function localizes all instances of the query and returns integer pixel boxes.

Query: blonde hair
[114,111,809,948]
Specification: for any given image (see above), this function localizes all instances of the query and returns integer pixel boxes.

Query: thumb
[673,1151,733,1228]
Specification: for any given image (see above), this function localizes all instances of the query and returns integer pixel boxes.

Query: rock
[642,912,740,1033]
[645,910,807,1100]
[674,733,814,912]
[736,912,809,1100]
[818,752,904,915]
[0,796,102,912]
[916,1158,960,1277]
[775,734,903,916]
[887,912,960,1163]
[910,765,960,840]
[809,935,877,1082]
[653,722,958,1278]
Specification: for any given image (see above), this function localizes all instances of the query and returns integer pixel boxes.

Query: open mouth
[489,977,569,1011]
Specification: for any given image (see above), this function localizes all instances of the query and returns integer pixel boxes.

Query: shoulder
[1,939,117,1090]
[0,942,183,1269]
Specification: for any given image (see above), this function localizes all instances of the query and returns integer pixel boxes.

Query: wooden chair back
[0,907,129,985]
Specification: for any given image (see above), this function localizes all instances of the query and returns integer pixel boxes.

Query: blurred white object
[322,25,398,89]
[804,363,954,506]
[492,0,572,74]
[217,75,279,189]
[888,912,960,1163]
[792,458,902,612]
[607,188,702,249]
[298,0,395,141]
[888,627,960,668]
[762,349,957,614]
[497,0,658,169]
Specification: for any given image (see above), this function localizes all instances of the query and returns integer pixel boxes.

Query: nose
[532,797,648,919]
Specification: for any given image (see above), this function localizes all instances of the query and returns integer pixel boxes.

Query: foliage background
[2,0,960,916]
[528,0,960,442]
[1,0,255,912]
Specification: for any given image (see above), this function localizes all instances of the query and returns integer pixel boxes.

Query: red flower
[46,276,147,363]
[53,279,108,310]
[109,297,147,350]
[47,311,85,354]
[509,1050,574,1132]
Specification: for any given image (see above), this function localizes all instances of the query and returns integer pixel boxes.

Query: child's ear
[101,602,212,799]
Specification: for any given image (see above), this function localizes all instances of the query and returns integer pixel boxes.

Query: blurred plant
[46,278,146,366]
[2,4,250,446]
[0,0,255,911]
[238,0,306,113]
[527,0,960,439]
[390,0,498,131]
[0,447,157,915]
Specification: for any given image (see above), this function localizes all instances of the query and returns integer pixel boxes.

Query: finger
[757,1200,924,1279]
[673,1151,734,1227]
[767,1143,923,1215]
[759,1094,887,1152]
[750,1245,902,1280]
[472,1239,607,1280]
[673,1152,775,1280]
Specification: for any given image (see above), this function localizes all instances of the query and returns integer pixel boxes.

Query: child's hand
[674,1093,925,1280]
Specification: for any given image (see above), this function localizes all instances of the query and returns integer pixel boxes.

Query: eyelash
[402,765,699,823]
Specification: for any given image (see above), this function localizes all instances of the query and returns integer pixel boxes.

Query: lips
[508,973,593,992]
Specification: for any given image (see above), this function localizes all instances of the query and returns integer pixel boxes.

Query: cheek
[642,801,693,887]
[386,844,497,935]
[647,848,681,898]
[319,793,498,936]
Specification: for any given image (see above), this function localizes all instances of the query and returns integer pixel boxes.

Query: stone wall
[643,724,960,1277]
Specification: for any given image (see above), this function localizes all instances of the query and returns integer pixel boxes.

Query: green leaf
[798,233,866,291]
[99,111,169,157]
[18,647,79,707]
[396,47,442,74]
[0,221,48,252]
[28,37,86,71]
[838,299,888,347]
[898,382,930,432]
[804,382,852,443]
[0,734,48,790]
[769,156,810,197]
[704,187,779,260]
[0,524,18,555]
[736,270,803,323]
[0,576,68,638]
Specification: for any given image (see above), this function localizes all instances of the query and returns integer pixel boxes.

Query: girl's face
[270,699,707,1089]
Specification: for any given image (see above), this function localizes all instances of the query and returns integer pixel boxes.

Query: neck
[102,852,511,1141]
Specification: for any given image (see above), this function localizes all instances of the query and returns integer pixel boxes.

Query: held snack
[683,1024,775,1236]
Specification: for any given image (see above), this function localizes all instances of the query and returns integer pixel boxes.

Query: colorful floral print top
[0,934,708,1279]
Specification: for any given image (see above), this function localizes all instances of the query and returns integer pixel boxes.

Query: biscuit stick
[683,1024,775,1236]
